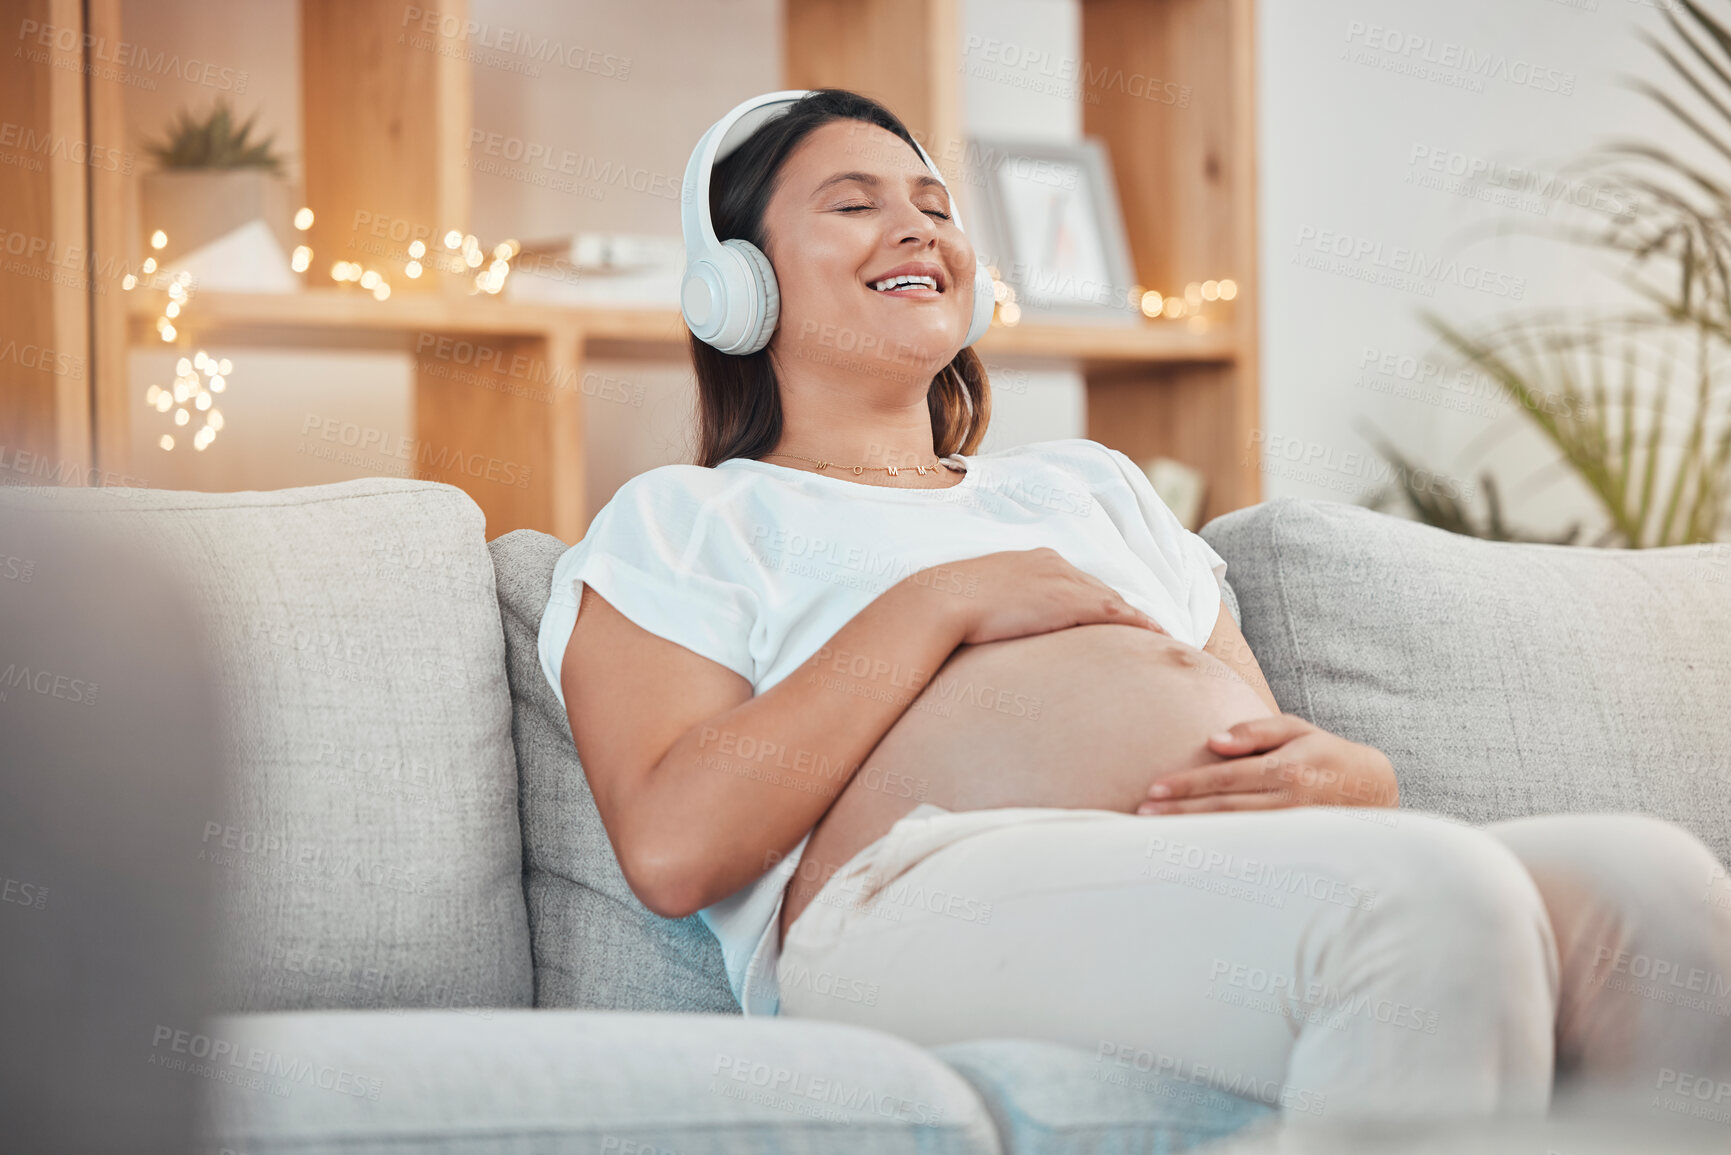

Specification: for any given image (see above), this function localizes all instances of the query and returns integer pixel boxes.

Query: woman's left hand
[1138,714,1400,815]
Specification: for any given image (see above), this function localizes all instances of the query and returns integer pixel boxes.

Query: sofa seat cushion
[195,1009,1002,1154]
[1200,498,1731,865]
[934,1039,1277,1155]
[489,529,739,1012]
[0,479,533,1012]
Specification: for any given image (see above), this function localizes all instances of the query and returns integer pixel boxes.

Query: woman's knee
[1366,813,1558,978]
[1487,813,1726,909]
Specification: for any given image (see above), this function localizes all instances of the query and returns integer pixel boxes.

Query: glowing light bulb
[194,350,209,368]
[122,274,137,291]
[159,434,174,451]
[155,392,173,413]
[176,358,191,375]
[443,230,462,249]
[208,374,225,391]
[174,408,190,426]
[408,240,426,259]
[1218,279,1238,301]
[464,249,482,268]
[999,301,1022,326]
[373,283,391,301]
[1141,290,1164,318]
[195,392,212,411]
[142,257,157,274]
[405,260,422,279]
[1163,297,1184,318]
[291,246,312,273]
[208,409,224,431]
[294,207,315,230]
[493,242,514,261]
[360,269,381,290]
[331,261,350,281]
[217,358,231,375]
[150,230,167,250]
[159,322,177,342]
[146,384,161,405]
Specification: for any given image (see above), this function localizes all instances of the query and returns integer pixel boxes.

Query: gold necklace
[761,452,959,478]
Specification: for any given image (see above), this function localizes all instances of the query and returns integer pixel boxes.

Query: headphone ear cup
[961,260,995,348]
[720,239,780,355]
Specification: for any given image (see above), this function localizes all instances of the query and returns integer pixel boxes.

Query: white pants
[777,803,1731,1123]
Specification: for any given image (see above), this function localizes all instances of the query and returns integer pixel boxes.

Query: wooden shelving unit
[12,0,1260,540]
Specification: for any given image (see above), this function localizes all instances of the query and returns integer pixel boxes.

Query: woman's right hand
[907,548,1169,646]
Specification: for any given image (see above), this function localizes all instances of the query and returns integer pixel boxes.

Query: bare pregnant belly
[779,623,1274,942]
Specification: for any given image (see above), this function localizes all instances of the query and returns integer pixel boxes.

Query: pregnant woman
[539,89,1731,1123]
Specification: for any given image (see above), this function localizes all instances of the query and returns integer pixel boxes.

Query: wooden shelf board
[124,290,676,343]
[125,291,1236,363]
[979,319,1235,363]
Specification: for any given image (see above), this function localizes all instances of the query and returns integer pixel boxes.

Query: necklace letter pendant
[885,465,899,477]
[915,464,929,475]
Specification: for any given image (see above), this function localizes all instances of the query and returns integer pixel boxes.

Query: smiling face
[758,119,977,383]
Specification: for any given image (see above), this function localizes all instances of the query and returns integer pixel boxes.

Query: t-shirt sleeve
[1094,444,1229,648]
[537,475,761,712]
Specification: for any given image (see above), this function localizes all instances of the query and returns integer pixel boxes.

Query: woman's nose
[885,200,940,243]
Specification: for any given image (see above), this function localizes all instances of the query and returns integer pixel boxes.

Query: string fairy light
[981,267,1239,330]
[144,350,228,452]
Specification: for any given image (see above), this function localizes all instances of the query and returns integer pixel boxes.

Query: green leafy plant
[1373,0,1731,547]
[1360,423,1583,545]
[1424,314,1729,548]
[146,98,284,174]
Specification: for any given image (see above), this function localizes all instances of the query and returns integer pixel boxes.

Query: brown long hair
[689,89,991,467]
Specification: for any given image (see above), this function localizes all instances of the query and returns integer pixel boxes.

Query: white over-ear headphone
[679,89,996,356]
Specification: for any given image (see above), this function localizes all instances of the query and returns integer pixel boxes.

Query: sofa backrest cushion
[1201,498,1731,867]
[0,479,533,1012]
[488,529,740,1013]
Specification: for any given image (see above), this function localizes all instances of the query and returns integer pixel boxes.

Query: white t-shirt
[536,437,1229,1015]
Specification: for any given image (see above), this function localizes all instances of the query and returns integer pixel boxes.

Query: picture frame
[964,136,1141,327]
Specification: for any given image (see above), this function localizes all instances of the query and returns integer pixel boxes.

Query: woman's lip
[866,283,944,299]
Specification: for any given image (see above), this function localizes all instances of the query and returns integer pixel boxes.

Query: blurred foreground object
[0,501,225,1154]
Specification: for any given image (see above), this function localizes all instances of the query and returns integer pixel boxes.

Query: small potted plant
[140,98,293,263]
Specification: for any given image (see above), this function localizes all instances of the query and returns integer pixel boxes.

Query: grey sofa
[5,477,1726,1155]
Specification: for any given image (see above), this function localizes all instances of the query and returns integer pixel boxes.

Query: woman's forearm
[628,577,970,917]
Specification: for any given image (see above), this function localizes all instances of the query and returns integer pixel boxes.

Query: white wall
[1257,0,1686,537]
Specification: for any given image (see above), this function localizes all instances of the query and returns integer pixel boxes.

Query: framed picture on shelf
[967,137,1140,327]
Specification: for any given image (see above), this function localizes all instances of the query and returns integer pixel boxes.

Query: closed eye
[837,203,952,220]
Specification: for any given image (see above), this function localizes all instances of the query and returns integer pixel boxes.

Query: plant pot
[139,169,294,265]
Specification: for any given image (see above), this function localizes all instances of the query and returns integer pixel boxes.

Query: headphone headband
[680,90,967,258]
